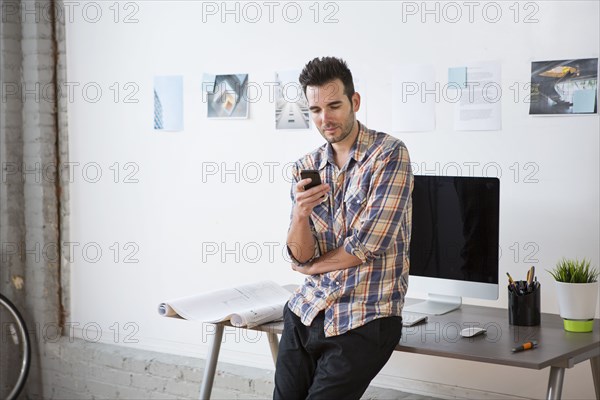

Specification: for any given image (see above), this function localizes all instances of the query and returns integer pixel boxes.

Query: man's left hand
[291,262,314,275]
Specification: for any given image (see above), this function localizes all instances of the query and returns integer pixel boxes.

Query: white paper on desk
[453,61,502,131]
[158,280,293,328]
[392,64,436,132]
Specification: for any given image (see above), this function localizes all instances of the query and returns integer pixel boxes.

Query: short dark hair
[299,57,355,102]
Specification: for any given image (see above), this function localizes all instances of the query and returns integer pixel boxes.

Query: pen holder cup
[508,284,541,326]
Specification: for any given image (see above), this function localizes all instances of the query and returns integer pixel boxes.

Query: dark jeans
[273,305,402,400]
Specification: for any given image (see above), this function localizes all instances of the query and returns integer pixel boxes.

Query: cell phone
[300,170,322,191]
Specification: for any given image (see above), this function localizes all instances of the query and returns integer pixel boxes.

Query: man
[273,56,414,399]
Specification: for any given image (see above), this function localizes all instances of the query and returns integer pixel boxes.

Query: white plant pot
[554,281,599,320]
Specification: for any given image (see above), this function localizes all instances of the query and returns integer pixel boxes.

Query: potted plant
[548,258,599,332]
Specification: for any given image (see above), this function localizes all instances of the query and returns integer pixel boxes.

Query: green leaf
[547,258,599,283]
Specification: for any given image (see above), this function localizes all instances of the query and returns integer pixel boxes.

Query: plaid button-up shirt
[287,122,414,337]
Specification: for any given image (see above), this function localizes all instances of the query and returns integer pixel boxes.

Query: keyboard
[402,312,428,327]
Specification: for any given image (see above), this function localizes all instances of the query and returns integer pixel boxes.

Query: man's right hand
[293,178,330,219]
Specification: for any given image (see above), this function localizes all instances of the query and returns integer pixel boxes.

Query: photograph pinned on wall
[203,73,249,119]
[154,75,183,131]
[529,58,598,115]
[275,70,310,130]
[392,64,436,132]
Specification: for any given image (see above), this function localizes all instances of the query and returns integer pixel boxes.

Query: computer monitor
[404,175,500,315]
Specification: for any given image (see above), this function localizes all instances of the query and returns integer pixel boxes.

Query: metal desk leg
[199,324,224,400]
[546,366,565,400]
[267,332,279,365]
[591,356,600,400]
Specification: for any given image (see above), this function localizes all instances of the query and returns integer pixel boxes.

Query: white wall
[66,1,599,398]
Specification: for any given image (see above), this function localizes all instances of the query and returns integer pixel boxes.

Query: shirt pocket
[344,187,368,230]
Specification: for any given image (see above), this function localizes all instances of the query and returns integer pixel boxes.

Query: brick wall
[1,0,28,395]
[38,336,406,400]
[41,337,274,399]
[0,0,26,314]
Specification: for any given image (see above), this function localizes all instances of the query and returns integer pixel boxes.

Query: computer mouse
[460,327,486,338]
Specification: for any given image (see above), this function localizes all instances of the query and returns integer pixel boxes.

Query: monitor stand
[403,294,462,315]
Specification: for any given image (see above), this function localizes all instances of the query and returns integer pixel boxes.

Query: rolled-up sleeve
[343,145,413,263]
[287,241,320,267]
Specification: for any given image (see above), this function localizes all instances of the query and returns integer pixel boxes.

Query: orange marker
[512,340,538,353]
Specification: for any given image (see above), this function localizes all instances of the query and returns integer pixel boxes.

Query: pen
[506,272,515,285]
[506,272,517,293]
[512,340,538,353]
[527,266,535,285]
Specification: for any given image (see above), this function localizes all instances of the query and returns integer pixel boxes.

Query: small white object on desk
[402,313,428,327]
[460,327,486,338]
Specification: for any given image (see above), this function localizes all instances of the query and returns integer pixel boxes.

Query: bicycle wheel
[0,293,31,400]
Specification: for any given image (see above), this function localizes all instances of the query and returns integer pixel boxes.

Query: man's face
[305,79,359,145]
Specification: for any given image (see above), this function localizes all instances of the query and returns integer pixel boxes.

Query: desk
[199,304,600,400]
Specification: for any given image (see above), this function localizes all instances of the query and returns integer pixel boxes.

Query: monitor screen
[410,175,500,284]
[404,175,500,314]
